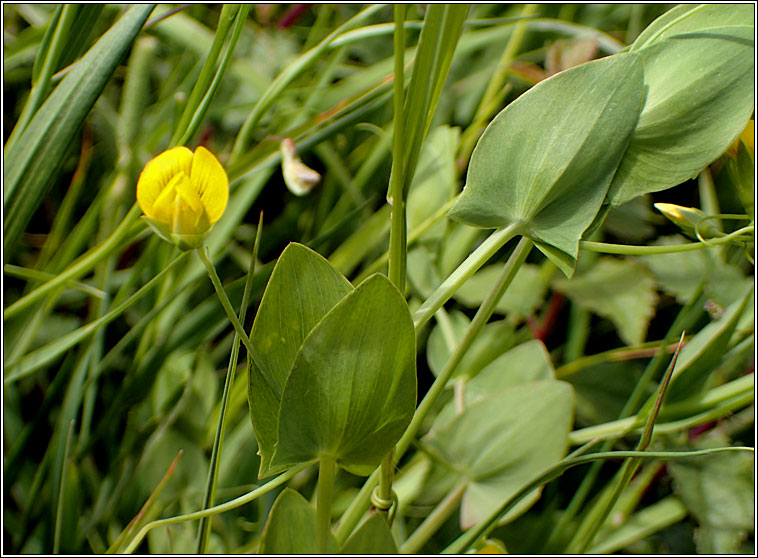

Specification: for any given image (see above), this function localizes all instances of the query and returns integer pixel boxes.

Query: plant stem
[377,3,409,522]
[317,457,337,553]
[458,4,538,164]
[579,225,754,255]
[413,223,522,331]
[122,462,312,554]
[335,235,533,544]
[400,482,466,554]
[196,246,274,389]
[196,216,262,553]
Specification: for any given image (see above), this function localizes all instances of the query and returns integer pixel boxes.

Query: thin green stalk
[556,339,683,379]
[355,194,460,282]
[196,214,262,553]
[542,287,705,552]
[122,462,313,554]
[317,457,337,553]
[377,3,409,521]
[413,223,522,330]
[196,246,275,390]
[3,265,105,299]
[459,4,538,164]
[579,225,754,255]
[4,203,144,320]
[566,334,684,553]
[335,235,533,544]
[400,481,466,554]
[53,419,75,554]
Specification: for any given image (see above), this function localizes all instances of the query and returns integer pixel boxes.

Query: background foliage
[3,4,754,554]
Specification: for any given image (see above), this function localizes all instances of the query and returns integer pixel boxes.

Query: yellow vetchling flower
[136,145,228,249]
[726,119,754,159]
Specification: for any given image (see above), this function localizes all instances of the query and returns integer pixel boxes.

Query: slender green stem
[4,204,143,320]
[317,457,337,553]
[543,287,705,552]
[196,215,262,553]
[579,225,754,255]
[458,4,537,164]
[355,195,460,282]
[377,3,409,521]
[4,264,105,299]
[413,223,522,331]
[335,236,533,544]
[566,334,684,553]
[555,339,683,379]
[122,462,312,554]
[400,481,466,554]
[196,246,274,389]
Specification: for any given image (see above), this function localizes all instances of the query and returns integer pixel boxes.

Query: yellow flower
[726,119,754,159]
[136,146,228,249]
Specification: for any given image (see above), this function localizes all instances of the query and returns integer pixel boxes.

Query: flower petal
[137,146,193,217]
[190,146,228,224]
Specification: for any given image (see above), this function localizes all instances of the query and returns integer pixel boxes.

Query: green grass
[3,4,754,554]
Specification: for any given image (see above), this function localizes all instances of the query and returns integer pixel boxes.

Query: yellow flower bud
[136,145,228,249]
[654,203,719,239]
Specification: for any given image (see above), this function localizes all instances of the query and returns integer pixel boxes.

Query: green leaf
[455,263,548,320]
[406,125,460,242]
[249,243,353,477]
[271,274,416,476]
[427,310,515,381]
[668,435,754,553]
[640,235,752,307]
[3,5,155,255]
[425,380,574,528]
[723,139,755,219]
[608,25,754,205]
[665,287,752,402]
[630,4,753,50]
[259,488,338,554]
[433,340,556,430]
[449,53,645,275]
[340,515,398,555]
[554,257,657,346]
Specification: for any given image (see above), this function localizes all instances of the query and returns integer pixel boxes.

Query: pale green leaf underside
[426,380,573,528]
[449,52,645,272]
[609,25,754,205]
